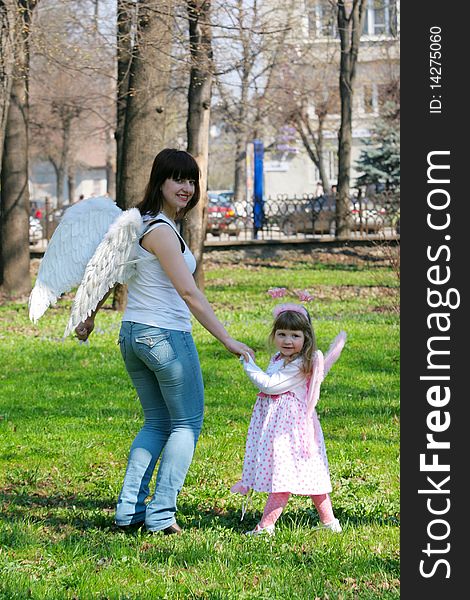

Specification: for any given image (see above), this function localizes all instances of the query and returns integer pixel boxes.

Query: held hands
[224,337,255,361]
[239,353,253,368]
[75,316,95,341]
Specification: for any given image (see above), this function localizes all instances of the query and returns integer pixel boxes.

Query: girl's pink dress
[232,332,346,496]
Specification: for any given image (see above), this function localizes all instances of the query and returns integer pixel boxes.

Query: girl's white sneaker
[245,523,275,536]
[313,518,342,533]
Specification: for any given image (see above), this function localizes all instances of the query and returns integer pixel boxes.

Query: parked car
[206,192,243,236]
[278,195,385,236]
[350,197,386,233]
[276,197,334,236]
[29,216,43,245]
[214,190,234,203]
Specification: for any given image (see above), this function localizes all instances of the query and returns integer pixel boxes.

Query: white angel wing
[29,196,122,323]
[63,207,144,338]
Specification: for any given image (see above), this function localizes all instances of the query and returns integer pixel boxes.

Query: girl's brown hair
[136,148,201,220]
[269,309,317,374]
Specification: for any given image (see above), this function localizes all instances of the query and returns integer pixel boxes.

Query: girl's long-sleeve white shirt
[242,353,308,398]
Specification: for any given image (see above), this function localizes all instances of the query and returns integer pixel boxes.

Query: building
[263,0,399,198]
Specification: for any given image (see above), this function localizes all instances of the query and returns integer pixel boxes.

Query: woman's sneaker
[245,523,275,536]
[313,518,342,533]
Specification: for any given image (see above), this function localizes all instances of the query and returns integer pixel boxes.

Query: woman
[76,148,254,534]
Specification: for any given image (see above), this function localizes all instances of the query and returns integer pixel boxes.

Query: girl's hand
[224,337,255,360]
[75,316,95,341]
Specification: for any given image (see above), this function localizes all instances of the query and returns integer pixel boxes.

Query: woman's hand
[75,316,95,341]
[224,337,255,361]
[73,291,110,341]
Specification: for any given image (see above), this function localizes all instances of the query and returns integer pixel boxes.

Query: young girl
[232,303,346,536]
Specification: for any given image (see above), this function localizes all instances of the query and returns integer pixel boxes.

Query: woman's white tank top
[122,213,196,331]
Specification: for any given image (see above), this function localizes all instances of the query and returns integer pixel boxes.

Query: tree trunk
[336,0,366,238]
[55,162,65,208]
[113,0,135,311]
[67,165,75,204]
[119,0,173,209]
[116,0,133,210]
[233,134,246,205]
[0,0,17,170]
[318,162,330,197]
[337,43,353,238]
[114,0,173,310]
[314,119,330,194]
[184,0,213,290]
[106,153,115,199]
[295,112,330,195]
[232,66,249,207]
[0,0,36,296]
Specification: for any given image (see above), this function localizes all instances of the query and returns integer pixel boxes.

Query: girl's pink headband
[273,303,309,320]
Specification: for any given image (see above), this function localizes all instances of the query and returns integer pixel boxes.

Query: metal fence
[205,190,400,242]
[30,191,400,250]
[29,201,63,250]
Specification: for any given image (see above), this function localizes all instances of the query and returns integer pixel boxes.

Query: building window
[93,177,103,196]
[327,150,337,182]
[307,0,337,38]
[359,83,390,115]
[364,0,398,37]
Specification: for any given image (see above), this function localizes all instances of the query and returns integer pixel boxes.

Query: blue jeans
[115,321,204,531]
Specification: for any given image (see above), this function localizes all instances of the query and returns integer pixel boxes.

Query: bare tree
[183,0,213,289]
[31,98,82,207]
[0,0,17,169]
[1,0,38,297]
[212,0,294,207]
[116,0,134,209]
[335,0,366,238]
[29,0,117,207]
[294,107,331,194]
[118,1,174,209]
[113,0,176,309]
[273,43,339,194]
[115,0,215,294]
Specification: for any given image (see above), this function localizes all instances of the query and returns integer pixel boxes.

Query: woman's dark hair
[136,148,201,220]
[269,309,317,374]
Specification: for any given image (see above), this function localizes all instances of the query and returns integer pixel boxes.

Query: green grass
[0,250,399,599]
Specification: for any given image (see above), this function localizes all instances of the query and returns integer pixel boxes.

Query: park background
[0,1,400,598]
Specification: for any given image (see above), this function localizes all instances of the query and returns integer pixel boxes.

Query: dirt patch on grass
[27,244,399,278]
[204,243,399,270]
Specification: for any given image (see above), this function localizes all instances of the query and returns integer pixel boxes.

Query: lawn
[0,246,400,599]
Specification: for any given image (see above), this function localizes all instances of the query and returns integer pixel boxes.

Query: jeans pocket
[135,332,176,366]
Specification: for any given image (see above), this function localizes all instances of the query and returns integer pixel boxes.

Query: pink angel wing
[305,331,347,415]
[324,330,347,377]
[306,349,325,415]
[304,332,346,456]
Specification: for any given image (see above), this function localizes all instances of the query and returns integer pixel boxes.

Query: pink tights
[258,492,335,528]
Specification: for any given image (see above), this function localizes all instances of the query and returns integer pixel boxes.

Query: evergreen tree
[356,104,400,191]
